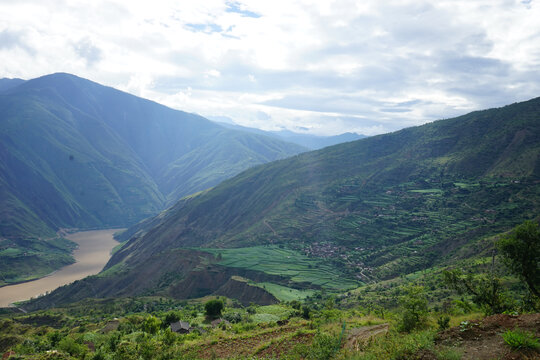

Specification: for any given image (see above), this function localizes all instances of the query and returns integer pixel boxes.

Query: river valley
[0,229,122,307]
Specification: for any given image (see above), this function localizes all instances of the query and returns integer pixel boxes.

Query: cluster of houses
[303,242,348,259]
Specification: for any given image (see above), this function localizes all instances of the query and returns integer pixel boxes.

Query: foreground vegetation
[1,289,538,360]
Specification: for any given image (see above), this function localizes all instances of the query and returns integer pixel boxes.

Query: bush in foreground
[502,329,540,351]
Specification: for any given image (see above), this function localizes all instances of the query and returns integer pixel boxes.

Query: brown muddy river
[0,229,122,307]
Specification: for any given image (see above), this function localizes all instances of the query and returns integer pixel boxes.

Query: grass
[110,242,125,256]
[252,313,281,324]
[348,330,436,360]
[435,347,463,360]
[256,305,294,319]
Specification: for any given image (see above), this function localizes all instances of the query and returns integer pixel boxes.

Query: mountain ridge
[26,96,540,308]
[212,120,367,150]
[0,73,307,284]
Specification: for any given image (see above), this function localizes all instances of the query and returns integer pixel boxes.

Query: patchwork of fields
[199,246,360,292]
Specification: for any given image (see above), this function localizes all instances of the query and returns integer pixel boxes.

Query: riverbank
[0,229,123,307]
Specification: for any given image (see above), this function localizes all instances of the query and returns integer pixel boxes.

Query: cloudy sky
[1,0,539,135]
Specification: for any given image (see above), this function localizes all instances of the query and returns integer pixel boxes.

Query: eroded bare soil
[436,313,540,360]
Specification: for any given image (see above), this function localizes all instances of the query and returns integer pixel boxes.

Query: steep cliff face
[214,278,278,306]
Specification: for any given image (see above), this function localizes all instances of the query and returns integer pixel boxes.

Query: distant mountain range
[0,73,308,284]
[209,119,366,150]
[28,96,540,308]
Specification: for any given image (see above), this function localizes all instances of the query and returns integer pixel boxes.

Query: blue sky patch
[226,1,261,18]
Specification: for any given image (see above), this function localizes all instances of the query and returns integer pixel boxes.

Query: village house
[170,321,191,334]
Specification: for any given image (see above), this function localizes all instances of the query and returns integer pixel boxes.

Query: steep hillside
[26,97,540,308]
[0,73,306,285]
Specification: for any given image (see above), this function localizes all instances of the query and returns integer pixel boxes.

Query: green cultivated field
[255,282,315,302]
[199,246,359,291]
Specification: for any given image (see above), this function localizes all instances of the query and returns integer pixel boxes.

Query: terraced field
[199,246,360,291]
[255,283,315,302]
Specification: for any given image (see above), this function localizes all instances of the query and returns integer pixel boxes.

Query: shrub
[437,315,450,331]
[47,331,62,347]
[161,328,177,346]
[290,300,302,310]
[115,341,138,360]
[302,306,311,319]
[443,269,514,315]
[91,352,107,360]
[141,316,161,334]
[502,329,540,350]
[223,311,243,323]
[163,311,180,325]
[292,332,340,360]
[204,299,224,319]
[58,337,87,357]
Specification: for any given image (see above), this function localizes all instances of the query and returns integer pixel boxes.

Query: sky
[1,0,539,136]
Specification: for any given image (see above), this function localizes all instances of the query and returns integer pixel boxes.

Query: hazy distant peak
[0,77,25,92]
[209,119,367,150]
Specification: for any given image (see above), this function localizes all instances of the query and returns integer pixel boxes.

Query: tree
[142,315,161,334]
[164,311,180,325]
[398,285,428,332]
[204,299,224,319]
[443,269,512,315]
[497,220,540,299]
[302,305,311,319]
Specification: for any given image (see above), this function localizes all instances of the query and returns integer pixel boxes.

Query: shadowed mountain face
[0,73,306,284]
[27,96,540,308]
[0,73,306,237]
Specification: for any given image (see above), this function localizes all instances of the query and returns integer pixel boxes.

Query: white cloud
[1,0,539,135]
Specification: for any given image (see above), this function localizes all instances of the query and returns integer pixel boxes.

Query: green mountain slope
[28,96,540,308]
[0,73,306,285]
